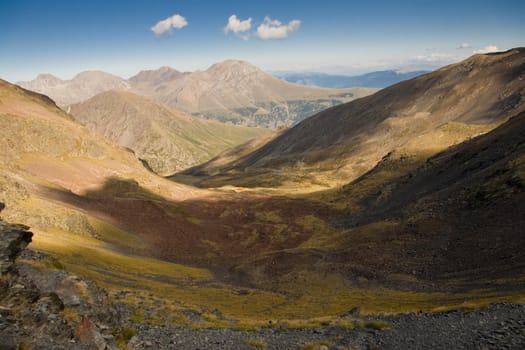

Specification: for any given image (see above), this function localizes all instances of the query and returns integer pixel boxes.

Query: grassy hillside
[69,90,269,175]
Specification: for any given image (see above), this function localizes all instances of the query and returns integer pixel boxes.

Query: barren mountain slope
[215,109,524,299]
[130,60,376,127]
[183,49,525,189]
[0,79,201,250]
[18,71,130,106]
[69,90,269,175]
[128,66,186,85]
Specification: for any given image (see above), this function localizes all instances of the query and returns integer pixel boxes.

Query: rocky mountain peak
[33,73,63,86]
[206,59,266,80]
[128,66,183,85]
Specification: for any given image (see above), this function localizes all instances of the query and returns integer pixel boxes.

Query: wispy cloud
[255,17,301,40]
[414,52,454,62]
[457,43,471,49]
[151,14,188,37]
[473,45,499,54]
[224,15,252,41]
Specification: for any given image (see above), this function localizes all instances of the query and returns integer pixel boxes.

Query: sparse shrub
[364,320,391,330]
[44,257,65,270]
[302,340,333,350]
[243,337,267,349]
[121,326,136,340]
[63,306,80,322]
[114,326,136,349]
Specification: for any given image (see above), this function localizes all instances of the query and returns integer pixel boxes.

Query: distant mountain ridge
[128,60,376,127]
[276,70,430,88]
[18,60,377,128]
[18,71,130,106]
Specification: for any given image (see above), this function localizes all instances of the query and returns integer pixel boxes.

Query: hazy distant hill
[276,70,430,88]
[128,66,186,85]
[182,48,525,188]
[17,71,130,106]
[69,90,269,175]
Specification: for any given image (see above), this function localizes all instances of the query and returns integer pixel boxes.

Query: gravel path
[130,303,525,350]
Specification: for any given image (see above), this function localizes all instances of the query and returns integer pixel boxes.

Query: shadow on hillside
[35,112,525,292]
[168,111,525,292]
[39,157,525,294]
[39,177,329,272]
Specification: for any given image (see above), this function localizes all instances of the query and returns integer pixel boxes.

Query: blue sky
[1,0,524,82]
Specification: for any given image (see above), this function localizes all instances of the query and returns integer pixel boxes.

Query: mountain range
[276,69,430,88]
[18,60,376,128]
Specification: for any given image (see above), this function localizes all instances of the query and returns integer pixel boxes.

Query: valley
[1,48,524,349]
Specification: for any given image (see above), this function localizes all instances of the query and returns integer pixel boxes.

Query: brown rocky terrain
[0,203,132,350]
[3,205,524,349]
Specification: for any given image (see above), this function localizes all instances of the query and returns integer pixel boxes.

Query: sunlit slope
[184,49,525,190]
[69,90,270,175]
[229,111,525,294]
[0,79,198,254]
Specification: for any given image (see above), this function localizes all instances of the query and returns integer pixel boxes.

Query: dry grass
[243,337,267,349]
[28,225,525,328]
[302,340,333,350]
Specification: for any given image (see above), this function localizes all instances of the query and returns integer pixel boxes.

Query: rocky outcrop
[0,202,32,275]
[0,203,128,349]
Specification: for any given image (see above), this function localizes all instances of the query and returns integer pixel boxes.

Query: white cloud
[458,43,471,49]
[473,45,499,54]
[224,15,252,34]
[256,17,301,40]
[151,14,188,37]
[414,52,454,62]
